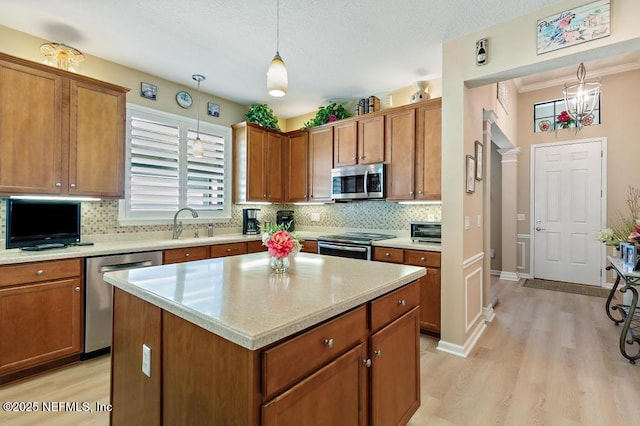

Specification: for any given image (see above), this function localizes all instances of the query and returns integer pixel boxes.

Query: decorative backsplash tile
[0,198,441,244]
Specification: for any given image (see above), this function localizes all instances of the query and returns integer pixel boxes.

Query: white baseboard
[519,272,532,279]
[499,271,520,281]
[437,320,488,358]
[483,304,495,322]
[490,269,502,276]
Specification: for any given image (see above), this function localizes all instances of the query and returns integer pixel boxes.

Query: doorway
[531,138,606,286]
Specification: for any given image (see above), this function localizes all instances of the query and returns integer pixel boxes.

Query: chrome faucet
[172,207,199,240]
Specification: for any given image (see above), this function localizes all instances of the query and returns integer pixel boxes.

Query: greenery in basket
[302,102,351,129]
[245,103,280,131]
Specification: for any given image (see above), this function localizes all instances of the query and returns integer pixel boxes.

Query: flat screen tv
[5,199,81,249]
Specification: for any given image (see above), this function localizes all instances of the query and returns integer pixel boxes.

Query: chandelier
[40,42,84,73]
[562,62,601,129]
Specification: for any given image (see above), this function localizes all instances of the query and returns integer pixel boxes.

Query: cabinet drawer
[0,259,82,288]
[370,280,420,332]
[210,242,248,258]
[163,246,209,264]
[373,247,404,264]
[247,240,266,253]
[405,250,441,268]
[262,305,368,399]
[301,239,317,253]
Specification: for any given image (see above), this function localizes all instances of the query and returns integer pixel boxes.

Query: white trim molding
[465,267,483,333]
[463,252,484,269]
[437,319,487,358]
[483,304,496,322]
[499,271,520,281]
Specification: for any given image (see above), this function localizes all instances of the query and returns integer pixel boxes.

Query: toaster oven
[410,222,441,244]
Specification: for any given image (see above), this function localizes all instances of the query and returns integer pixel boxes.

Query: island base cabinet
[370,307,420,426]
[262,343,368,425]
[110,289,161,425]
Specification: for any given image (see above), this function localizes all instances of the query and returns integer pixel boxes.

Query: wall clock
[176,91,193,108]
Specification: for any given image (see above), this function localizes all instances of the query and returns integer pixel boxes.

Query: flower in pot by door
[555,110,575,129]
[261,223,302,273]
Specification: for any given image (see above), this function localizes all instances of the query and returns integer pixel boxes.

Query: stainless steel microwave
[331,163,385,200]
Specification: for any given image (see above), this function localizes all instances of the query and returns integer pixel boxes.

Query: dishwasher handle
[100,260,155,273]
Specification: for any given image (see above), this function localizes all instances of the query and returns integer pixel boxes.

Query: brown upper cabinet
[232,122,283,203]
[284,130,309,202]
[385,99,441,201]
[0,53,128,198]
[308,126,334,202]
[333,115,385,167]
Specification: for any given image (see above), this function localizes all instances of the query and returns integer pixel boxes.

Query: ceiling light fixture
[562,62,601,129]
[192,74,206,158]
[267,0,287,97]
[40,42,85,73]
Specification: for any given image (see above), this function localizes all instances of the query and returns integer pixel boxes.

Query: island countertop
[103,252,425,350]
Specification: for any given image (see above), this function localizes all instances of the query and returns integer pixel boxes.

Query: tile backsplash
[0,199,441,244]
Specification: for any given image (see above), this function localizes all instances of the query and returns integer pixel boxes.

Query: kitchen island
[104,252,425,425]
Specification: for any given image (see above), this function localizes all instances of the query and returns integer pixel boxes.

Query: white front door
[532,140,604,285]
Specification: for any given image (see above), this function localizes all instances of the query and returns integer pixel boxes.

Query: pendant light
[192,74,205,158]
[267,0,288,97]
[562,62,601,129]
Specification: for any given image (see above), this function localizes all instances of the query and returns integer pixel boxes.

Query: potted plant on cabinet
[302,102,351,129]
[245,103,280,131]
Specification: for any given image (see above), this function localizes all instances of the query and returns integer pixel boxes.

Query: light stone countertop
[103,252,426,350]
[0,231,439,266]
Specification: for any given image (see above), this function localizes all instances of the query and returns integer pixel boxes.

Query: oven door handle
[318,243,368,253]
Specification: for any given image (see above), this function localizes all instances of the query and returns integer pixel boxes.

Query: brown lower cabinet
[111,280,421,424]
[373,246,441,335]
[0,259,83,383]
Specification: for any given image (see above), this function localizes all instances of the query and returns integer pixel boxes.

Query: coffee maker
[276,210,295,232]
[242,208,260,235]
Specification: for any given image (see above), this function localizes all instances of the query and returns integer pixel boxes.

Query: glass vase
[270,255,289,273]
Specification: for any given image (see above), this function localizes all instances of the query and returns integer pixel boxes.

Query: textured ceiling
[1,0,570,118]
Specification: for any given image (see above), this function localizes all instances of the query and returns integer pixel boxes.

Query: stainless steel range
[317,232,396,260]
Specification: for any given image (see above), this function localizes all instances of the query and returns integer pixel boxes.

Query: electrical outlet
[517,214,525,221]
[142,344,151,377]
[311,213,321,222]
[464,216,470,230]
[477,215,481,227]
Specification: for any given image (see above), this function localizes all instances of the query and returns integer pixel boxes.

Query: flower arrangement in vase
[261,223,302,273]
[598,186,640,247]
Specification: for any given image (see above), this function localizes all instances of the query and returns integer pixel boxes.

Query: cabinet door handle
[74,287,80,292]
[385,252,390,256]
[55,182,62,188]
[36,269,44,276]
[420,256,425,261]
[374,349,382,357]
[185,253,190,257]
[324,338,334,348]
[398,299,406,306]
[70,183,76,188]
[363,358,372,367]
[226,248,232,252]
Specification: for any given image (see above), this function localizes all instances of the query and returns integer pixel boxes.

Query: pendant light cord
[196,79,201,136]
[276,0,280,53]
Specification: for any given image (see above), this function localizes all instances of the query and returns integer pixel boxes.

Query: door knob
[535,227,546,231]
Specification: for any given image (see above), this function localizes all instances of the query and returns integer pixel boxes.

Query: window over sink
[118,104,232,225]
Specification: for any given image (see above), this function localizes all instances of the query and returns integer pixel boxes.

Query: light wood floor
[2,277,639,425]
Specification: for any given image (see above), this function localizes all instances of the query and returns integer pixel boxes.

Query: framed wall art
[466,155,476,194]
[207,102,220,117]
[536,0,610,55]
[140,82,157,100]
[474,140,484,181]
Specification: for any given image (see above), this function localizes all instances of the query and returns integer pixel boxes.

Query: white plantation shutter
[120,104,232,224]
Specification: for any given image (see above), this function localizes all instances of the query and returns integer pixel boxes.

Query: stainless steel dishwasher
[84,251,162,358]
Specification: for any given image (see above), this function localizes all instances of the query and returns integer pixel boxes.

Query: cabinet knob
[74,287,80,292]
[398,299,406,306]
[374,349,382,357]
[226,248,231,252]
[359,156,364,160]
[410,191,414,195]
[363,358,372,367]
[55,182,62,188]
[385,252,390,256]
[324,338,334,348]
[352,157,356,160]
[420,256,425,261]
[185,253,190,257]
[418,190,423,194]
[36,269,44,276]
[70,183,76,188]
